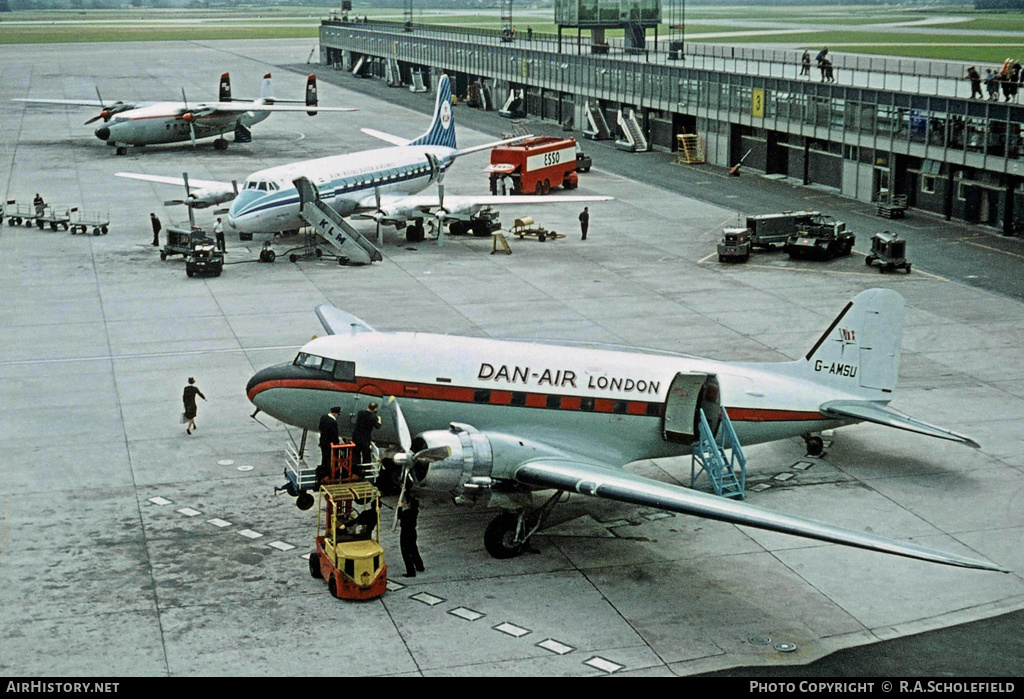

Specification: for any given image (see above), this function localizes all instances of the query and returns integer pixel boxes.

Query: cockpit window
[293,353,356,382]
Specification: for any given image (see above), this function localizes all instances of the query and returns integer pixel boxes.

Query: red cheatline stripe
[248,377,825,422]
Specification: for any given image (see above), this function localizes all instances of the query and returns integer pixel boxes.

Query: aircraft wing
[510,458,1006,572]
[197,101,357,113]
[820,400,980,448]
[366,192,612,217]
[13,98,125,108]
[114,172,231,191]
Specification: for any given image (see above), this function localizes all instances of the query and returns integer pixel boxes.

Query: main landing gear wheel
[213,138,229,151]
[484,513,528,559]
[804,434,824,456]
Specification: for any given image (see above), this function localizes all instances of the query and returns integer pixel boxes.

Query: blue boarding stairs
[690,407,746,499]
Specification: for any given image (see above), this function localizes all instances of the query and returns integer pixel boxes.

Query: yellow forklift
[309,476,387,601]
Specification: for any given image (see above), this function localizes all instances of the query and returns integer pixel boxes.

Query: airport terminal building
[320,8,1024,235]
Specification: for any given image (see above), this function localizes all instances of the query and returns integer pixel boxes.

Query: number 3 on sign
[752,88,764,118]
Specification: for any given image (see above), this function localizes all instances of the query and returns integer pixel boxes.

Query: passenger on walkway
[150,212,162,246]
[1011,61,1023,103]
[578,206,589,240]
[182,377,206,435]
[822,59,835,83]
[966,66,983,99]
[815,47,828,69]
[986,69,999,100]
[800,49,811,77]
[317,406,341,484]
[397,494,424,578]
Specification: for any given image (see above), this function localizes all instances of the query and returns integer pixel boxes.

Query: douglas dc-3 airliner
[15,72,355,155]
[116,73,609,246]
[246,289,1008,574]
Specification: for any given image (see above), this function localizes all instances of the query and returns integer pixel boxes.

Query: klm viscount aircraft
[246,289,1008,574]
[116,73,609,248]
[15,73,355,155]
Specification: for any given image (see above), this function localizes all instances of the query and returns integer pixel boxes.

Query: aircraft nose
[246,364,288,406]
[94,126,110,141]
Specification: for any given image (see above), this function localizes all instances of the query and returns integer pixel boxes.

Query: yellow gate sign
[752,88,765,118]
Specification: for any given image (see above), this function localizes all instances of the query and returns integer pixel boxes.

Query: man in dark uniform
[352,401,381,469]
[150,213,162,247]
[397,495,424,577]
[317,406,342,484]
[578,206,589,240]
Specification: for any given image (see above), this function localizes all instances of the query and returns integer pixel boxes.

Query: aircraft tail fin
[259,73,273,103]
[797,288,904,398]
[219,73,231,102]
[408,73,456,150]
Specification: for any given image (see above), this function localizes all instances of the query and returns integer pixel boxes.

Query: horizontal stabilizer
[820,400,980,449]
[315,304,376,335]
[361,128,410,146]
[513,460,1004,572]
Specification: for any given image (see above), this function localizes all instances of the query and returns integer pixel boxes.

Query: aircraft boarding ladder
[409,71,428,93]
[386,57,403,87]
[690,407,746,499]
[351,55,368,78]
[615,108,647,152]
[583,101,611,140]
[293,177,383,266]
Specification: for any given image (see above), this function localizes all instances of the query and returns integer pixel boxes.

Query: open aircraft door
[662,373,722,445]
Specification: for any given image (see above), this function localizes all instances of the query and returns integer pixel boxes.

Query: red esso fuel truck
[487,136,582,195]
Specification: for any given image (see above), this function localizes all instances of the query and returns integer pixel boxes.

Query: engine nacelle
[410,423,494,496]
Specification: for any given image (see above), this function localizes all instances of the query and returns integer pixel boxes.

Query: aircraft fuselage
[94,102,269,147]
[247,332,862,466]
[227,145,454,235]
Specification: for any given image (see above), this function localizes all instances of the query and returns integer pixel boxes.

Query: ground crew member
[398,494,424,577]
[579,206,589,240]
[352,401,381,470]
[318,406,342,484]
[150,213,162,246]
[214,217,225,252]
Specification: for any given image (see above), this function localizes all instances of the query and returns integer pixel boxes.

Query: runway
[1,39,1022,677]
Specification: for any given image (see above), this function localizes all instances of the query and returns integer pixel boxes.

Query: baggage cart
[68,208,109,236]
[161,225,210,260]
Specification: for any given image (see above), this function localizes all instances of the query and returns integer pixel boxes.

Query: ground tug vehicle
[784,213,855,260]
[865,231,911,273]
[185,239,224,277]
[307,443,387,600]
[717,226,752,263]
[487,136,583,195]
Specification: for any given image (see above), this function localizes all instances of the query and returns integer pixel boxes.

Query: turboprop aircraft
[115,73,610,253]
[13,73,355,155]
[246,289,1007,574]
